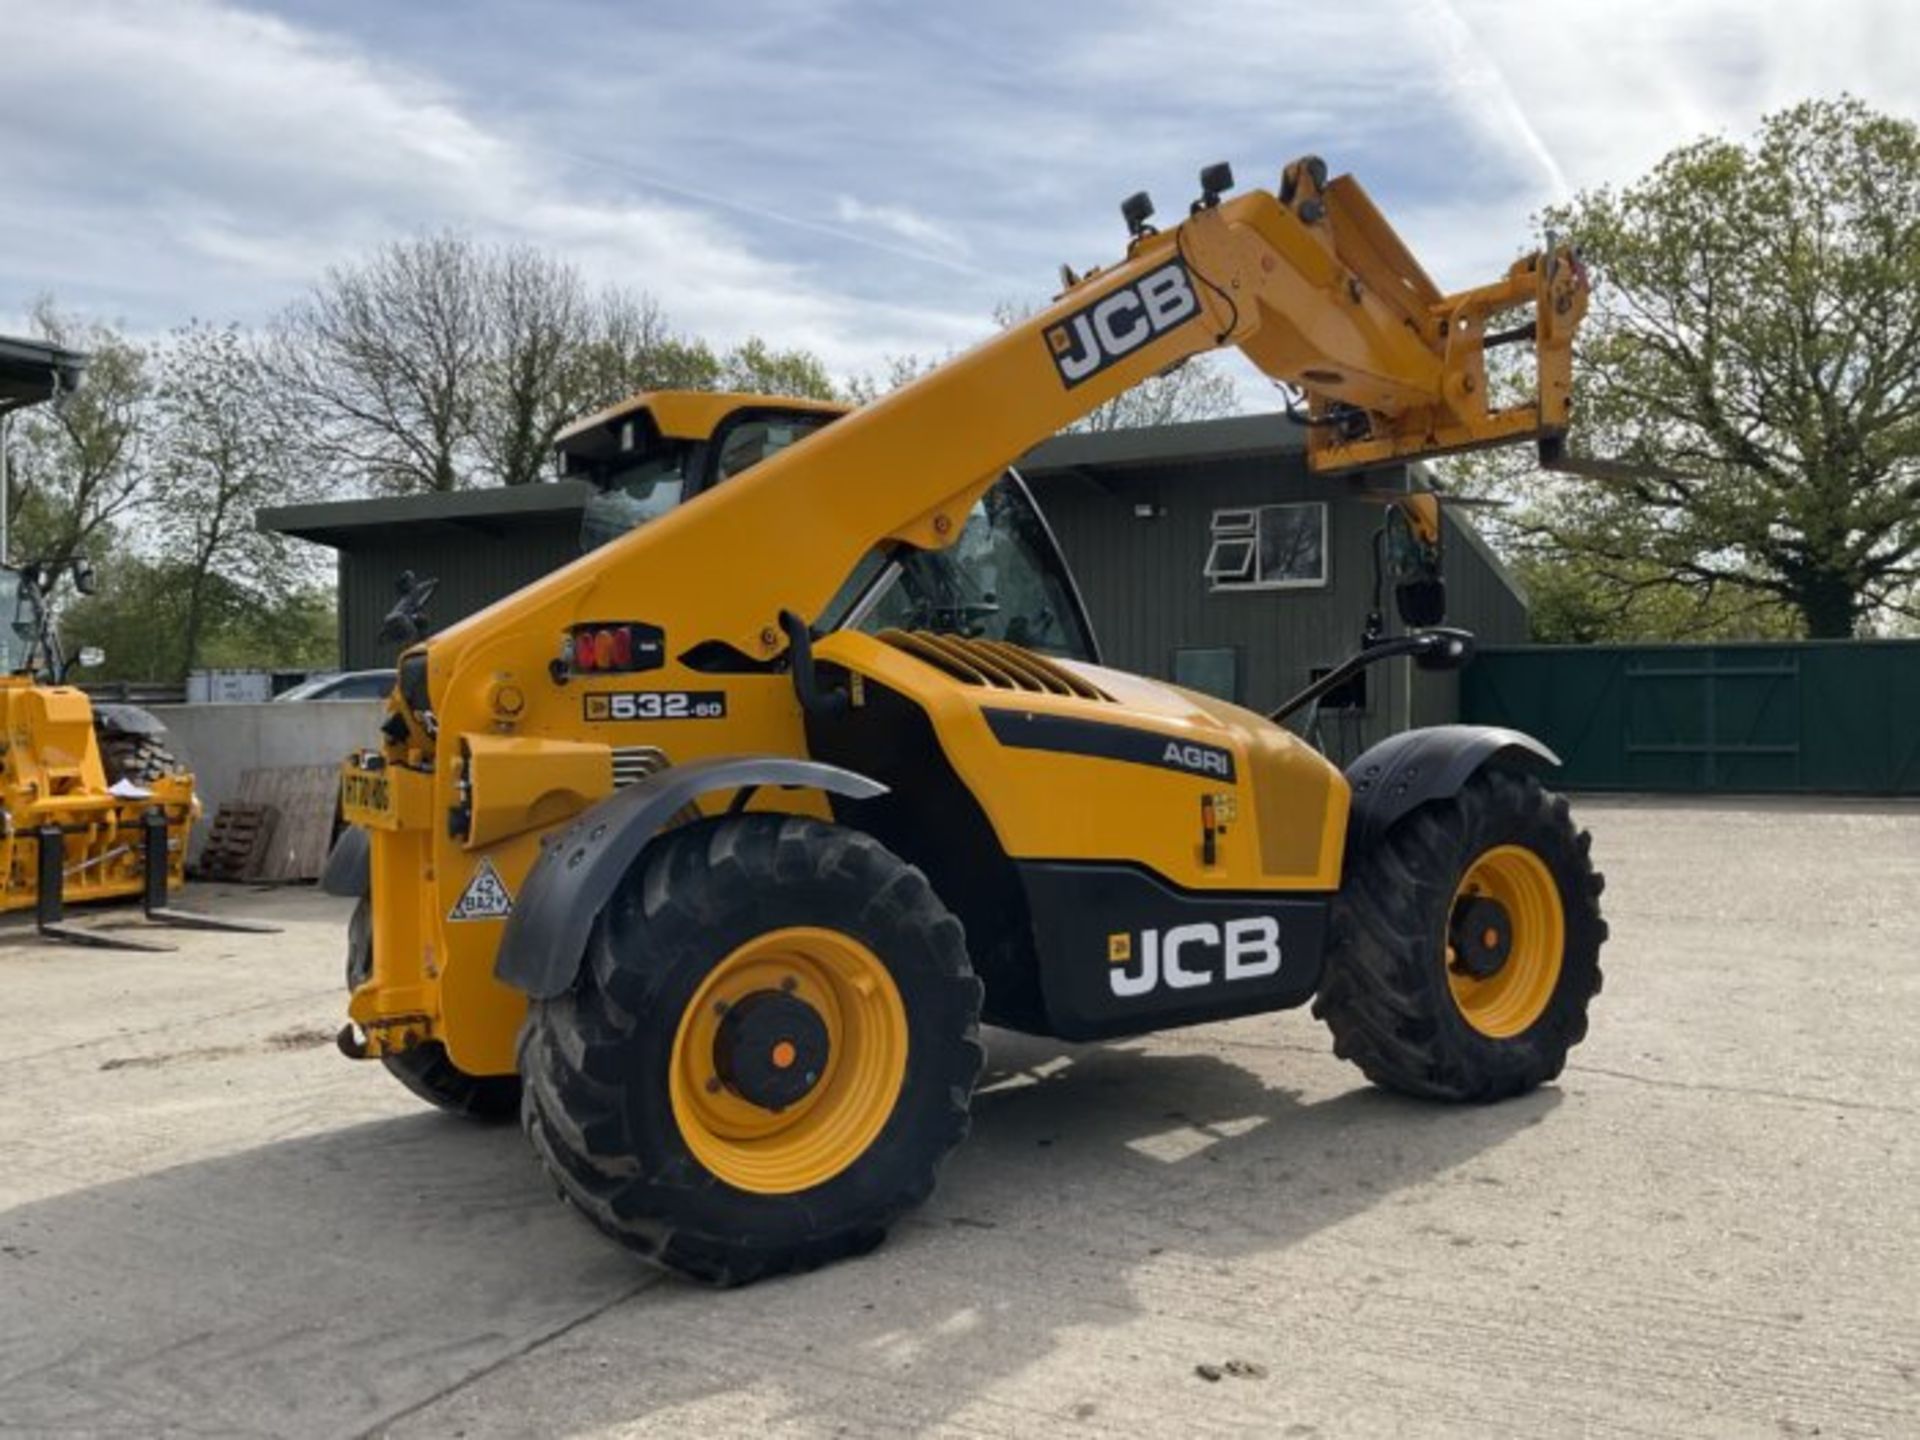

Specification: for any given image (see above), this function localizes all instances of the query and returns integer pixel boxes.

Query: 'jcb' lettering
[1162,923,1215,989]
[1108,918,1283,998]
[1139,265,1197,329]
[1047,260,1201,389]
[1222,917,1282,981]
[1092,291,1148,355]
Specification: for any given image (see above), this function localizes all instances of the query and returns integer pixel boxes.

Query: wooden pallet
[200,801,279,881]
[234,765,341,883]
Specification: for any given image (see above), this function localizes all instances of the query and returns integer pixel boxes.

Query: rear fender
[1345,724,1559,851]
[494,755,886,999]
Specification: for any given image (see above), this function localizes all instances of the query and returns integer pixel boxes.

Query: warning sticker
[448,857,514,922]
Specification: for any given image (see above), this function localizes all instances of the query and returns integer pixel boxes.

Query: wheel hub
[713,989,830,1111]
[1449,895,1514,981]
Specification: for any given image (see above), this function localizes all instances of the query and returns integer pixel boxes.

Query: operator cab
[557,391,1100,663]
[0,568,45,676]
[0,558,100,682]
[561,392,845,548]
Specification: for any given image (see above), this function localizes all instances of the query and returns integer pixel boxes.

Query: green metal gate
[1461,641,1920,794]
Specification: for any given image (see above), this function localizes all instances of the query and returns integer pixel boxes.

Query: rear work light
[562,621,666,675]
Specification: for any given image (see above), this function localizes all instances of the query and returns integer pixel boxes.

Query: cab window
[578,409,835,552]
[826,475,1098,663]
[715,414,832,482]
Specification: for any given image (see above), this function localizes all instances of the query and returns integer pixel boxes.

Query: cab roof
[554,390,847,449]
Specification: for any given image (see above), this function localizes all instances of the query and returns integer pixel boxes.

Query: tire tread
[1314,768,1606,1102]
[521,814,982,1287]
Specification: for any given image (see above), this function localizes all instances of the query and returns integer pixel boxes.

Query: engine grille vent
[611,745,670,788]
[875,630,1112,702]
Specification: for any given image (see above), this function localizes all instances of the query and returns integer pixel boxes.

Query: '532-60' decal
[583,690,727,722]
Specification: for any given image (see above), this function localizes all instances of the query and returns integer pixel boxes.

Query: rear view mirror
[72,556,98,596]
[1396,575,1447,629]
[1411,627,1474,671]
[77,646,105,668]
[379,571,439,647]
[1383,501,1447,628]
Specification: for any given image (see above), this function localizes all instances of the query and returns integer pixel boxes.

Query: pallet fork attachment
[32,810,281,951]
[1537,434,1695,488]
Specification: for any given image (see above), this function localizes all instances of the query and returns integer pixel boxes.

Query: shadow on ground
[0,1030,1555,1436]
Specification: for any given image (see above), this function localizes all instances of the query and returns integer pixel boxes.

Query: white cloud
[1412,0,1571,198]
[0,0,985,373]
[832,195,970,260]
[2,0,1917,393]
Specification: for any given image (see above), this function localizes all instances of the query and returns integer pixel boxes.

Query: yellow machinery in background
[332,156,1606,1283]
[0,336,268,948]
[0,558,271,948]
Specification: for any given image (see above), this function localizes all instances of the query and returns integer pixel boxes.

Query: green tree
[271,234,486,493]
[57,553,182,681]
[270,232,840,490]
[3,299,151,572]
[473,245,593,489]
[1502,97,1920,638]
[61,554,337,682]
[843,353,937,406]
[151,322,306,675]
[1508,550,1805,644]
[717,337,838,401]
[575,293,722,406]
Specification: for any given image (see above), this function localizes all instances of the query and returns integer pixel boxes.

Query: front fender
[320,825,370,898]
[494,755,887,999]
[1345,724,1559,851]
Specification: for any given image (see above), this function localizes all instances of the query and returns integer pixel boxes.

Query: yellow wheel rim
[1446,845,1565,1039]
[668,926,908,1195]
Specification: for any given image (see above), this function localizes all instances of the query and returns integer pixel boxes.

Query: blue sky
[2,0,1915,388]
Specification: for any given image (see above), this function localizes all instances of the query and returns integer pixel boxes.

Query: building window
[1173,646,1240,703]
[1204,504,1327,590]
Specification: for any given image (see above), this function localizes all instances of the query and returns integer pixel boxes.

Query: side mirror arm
[1268,627,1476,725]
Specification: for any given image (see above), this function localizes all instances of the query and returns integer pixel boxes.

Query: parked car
[274,669,396,702]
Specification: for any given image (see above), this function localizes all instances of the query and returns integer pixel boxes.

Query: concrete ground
[0,798,1915,1439]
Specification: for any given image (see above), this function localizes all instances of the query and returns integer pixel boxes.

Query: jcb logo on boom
[1046,260,1200,389]
[1107,918,1281,998]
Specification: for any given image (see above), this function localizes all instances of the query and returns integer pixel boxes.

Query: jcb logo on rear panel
[1045,260,1201,388]
[1107,919,1281,998]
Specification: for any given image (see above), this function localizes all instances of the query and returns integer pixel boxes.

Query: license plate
[340,764,399,829]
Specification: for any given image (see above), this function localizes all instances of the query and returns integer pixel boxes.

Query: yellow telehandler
[0,557,280,948]
[1,337,262,947]
[331,156,1605,1283]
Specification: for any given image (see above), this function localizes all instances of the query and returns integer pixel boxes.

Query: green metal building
[260,414,1528,760]
[1019,414,1527,757]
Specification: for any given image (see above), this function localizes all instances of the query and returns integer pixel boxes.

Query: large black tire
[98,729,185,786]
[520,814,984,1286]
[1314,767,1606,1102]
[345,898,521,1121]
